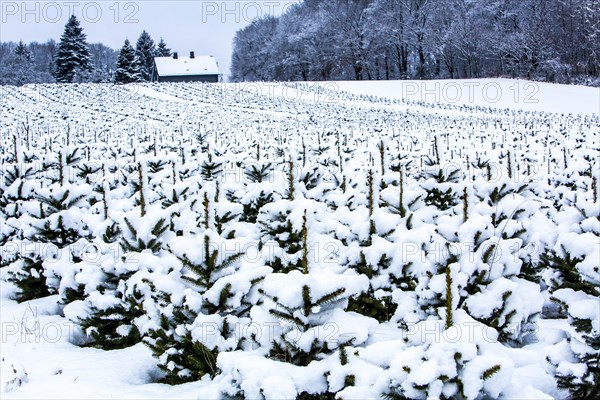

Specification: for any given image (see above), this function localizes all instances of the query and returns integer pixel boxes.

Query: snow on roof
[154,55,219,77]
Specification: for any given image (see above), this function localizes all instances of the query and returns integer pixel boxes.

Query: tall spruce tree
[155,37,171,57]
[114,39,142,84]
[135,31,156,81]
[53,15,92,83]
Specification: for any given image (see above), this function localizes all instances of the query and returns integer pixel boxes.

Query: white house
[153,52,220,82]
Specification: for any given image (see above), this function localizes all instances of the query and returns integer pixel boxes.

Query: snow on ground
[312,78,600,115]
[0,291,220,398]
[126,84,191,103]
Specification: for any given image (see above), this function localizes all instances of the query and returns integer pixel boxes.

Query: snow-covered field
[0,80,598,399]
[312,79,600,115]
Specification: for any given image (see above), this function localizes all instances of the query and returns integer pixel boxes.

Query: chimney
[190,51,195,59]
[173,52,178,59]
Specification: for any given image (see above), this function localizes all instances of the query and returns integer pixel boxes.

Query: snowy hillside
[312,79,600,115]
[0,80,598,399]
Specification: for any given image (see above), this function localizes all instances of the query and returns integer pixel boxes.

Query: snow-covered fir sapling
[346,249,397,322]
[180,141,186,164]
[556,321,599,399]
[0,163,37,224]
[543,242,600,399]
[301,210,309,274]
[214,180,220,203]
[244,162,273,184]
[377,139,386,187]
[120,215,169,254]
[77,287,146,349]
[257,162,326,272]
[6,251,52,302]
[172,161,177,186]
[302,138,307,167]
[258,202,306,273]
[338,345,355,388]
[463,186,468,223]
[200,158,223,181]
[298,165,321,194]
[434,135,441,165]
[255,209,369,370]
[60,148,83,185]
[459,179,546,344]
[22,117,31,151]
[337,131,343,170]
[507,149,513,180]
[288,158,295,200]
[367,168,376,239]
[421,156,459,211]
[591,165,598,203]
[32,190,89,246]
[227,162,277,224]
[399,167,406,218]
[7,187,91,302]
[12,134,20,167]
[488,182,528,235]
[145,190,253,384]
[445,265,453,329]
[160,181,191,212]
[75,160,103,185]
[137,161,146,217]
[147,159,169,174]
[72,177,172,349]
[58,149,65,186]
[343,168,400,323]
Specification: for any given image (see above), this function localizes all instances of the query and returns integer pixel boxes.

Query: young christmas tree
[420,156,460,211]
[72,209,173,349]
[53,15,93,83]
[225,161,279,224]
[451,178,543,344]
[218,209,374,399]
[71,159,172,350]
[381,311,509,400]
[145,190,268,384]
[6,251,53,302]
[6,184,93,302]
[345,169,400,322]
[544,226,600,398]
[549,254,599,400]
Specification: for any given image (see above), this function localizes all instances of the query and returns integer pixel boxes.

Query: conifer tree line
[231,0,600,85]
[0,15,172,85]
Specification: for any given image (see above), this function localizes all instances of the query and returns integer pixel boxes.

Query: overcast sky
[0,0,300,79]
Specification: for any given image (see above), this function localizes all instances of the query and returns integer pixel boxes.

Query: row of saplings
[2,153,599,399]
